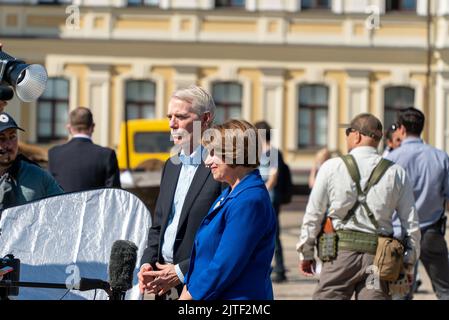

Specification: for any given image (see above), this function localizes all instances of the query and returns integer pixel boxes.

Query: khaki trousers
[313,250,391,300]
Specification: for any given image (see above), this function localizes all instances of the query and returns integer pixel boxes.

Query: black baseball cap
[0,112,25,133]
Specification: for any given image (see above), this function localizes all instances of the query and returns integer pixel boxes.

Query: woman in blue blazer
[179,119,276,300]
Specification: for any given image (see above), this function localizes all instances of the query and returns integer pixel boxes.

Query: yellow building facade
[1,0,449,178]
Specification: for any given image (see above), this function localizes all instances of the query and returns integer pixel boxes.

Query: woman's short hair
[202,119,260,168]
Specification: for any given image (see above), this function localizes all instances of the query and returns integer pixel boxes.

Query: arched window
[212,82,242,124]
[37,77,69,142]
[384,86,415,127]
[125,80,156,120]
[298,84,328,149]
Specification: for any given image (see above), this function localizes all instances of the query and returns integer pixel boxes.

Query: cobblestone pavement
[272,196,448,300]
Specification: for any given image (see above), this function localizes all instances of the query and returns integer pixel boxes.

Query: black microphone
[0,85,14,101]
[108,240,138,300]
[0,241,138,300]
[75,277,110,293]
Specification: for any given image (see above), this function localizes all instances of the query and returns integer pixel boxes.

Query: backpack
[275,151,293,205]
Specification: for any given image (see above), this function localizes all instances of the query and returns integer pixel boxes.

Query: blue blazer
[185,169,276,300]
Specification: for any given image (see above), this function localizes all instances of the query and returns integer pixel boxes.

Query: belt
[337,230,378,254]
[421,216,447,235]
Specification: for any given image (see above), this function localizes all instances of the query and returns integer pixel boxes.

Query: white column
[159,0,171,10]
[332,0,344,13]
[327,80,339,151]
[260,68,285,149]
[285,0,300,12]
[372,0,385,14]
[112,0,128,7]
[200,0,214,10]
[345,70,370,121]
[340,0,374,13]
[417,0,428,16]
[173,65,198,91]
[171,0,198,9]
[256,0,284,11]
[434,71,449,151]
[437,0,449,15]
[435,17,448,48]
[86,64,111,147]
[246,0,257,11]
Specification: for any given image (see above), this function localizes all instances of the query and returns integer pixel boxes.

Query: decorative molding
[345,69,371,121]
[332,0,344,14]
[86,63,111,147]
[173,65,198,91]
[417,0,429,16]
[260,68,285,149]
[305,68,325,83]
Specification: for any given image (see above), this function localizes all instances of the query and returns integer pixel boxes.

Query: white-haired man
[138,86,222,299]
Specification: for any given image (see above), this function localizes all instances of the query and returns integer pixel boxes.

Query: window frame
[212,81,243,124]
[125,80,157,121]
[384,86,415,128]
[297,84,329,150]
[36,77,69,143]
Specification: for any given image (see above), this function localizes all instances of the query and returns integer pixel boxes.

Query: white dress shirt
[296,146,420,265]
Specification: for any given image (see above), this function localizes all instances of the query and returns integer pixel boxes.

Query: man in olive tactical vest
[296,113,421,300]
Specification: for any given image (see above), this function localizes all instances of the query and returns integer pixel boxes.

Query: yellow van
[117,119,172,170]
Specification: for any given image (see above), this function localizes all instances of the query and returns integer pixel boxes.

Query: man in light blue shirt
[386,107,449,300]
[138,86,222,299]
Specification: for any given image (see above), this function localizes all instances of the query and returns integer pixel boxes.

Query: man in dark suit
[48,107,121,192]
[138,85,222,299]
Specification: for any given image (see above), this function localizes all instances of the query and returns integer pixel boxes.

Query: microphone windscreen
[108,240,138,292]
[0,85,14,101]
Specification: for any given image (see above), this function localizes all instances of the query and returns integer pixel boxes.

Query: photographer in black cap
[0,112,62,211]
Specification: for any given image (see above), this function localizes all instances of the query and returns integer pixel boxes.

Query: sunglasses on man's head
[390,123,400,131]
[345,127,357,137]
[345,127,380,140]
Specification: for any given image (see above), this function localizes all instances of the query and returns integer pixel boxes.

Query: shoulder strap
[340,155,362,195]
[340,155,363,225]
[364,158,394,194]
[340,155,393,231]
